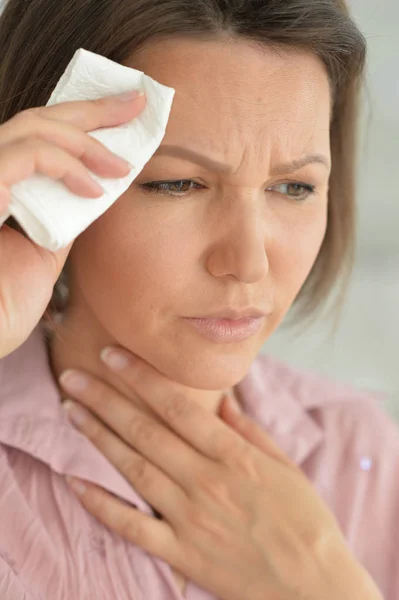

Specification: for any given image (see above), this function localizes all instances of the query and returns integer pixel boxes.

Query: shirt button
[360,456,373,471]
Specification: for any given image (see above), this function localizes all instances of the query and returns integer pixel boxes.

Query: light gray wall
[264,0,399,421]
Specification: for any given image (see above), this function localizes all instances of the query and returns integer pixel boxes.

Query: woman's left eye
[139,180,202,196]
[270,182,316,202]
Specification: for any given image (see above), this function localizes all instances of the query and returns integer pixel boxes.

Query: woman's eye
[139,180,201,196]
[139,179,316,202]
[270,182,316,202]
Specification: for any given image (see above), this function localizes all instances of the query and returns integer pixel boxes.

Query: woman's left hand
[59,347,376,600]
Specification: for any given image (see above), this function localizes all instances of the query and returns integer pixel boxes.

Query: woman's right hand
[0,91,146,359]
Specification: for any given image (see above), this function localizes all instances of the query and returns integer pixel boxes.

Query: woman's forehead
[129,37,331,159]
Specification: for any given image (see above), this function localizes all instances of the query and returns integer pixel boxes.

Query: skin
[59,359,383,600]
[51,37,331,416]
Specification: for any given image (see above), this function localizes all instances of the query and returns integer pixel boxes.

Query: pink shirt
[0,326,398,600]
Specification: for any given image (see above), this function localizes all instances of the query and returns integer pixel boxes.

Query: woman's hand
[60,348,383,600]
[0,92,145,359]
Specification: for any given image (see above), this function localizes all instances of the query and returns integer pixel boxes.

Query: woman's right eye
[139,180,202,196]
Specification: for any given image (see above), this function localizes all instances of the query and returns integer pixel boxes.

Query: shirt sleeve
[310,396,399,600]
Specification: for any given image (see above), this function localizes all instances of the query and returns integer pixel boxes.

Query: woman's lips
[182,316,265,343]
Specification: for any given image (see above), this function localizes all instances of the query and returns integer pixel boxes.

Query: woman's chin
[150,348,258,391]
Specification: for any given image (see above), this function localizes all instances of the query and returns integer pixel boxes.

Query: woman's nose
[205,203,270,284]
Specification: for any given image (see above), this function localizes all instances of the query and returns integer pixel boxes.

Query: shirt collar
[0,326,324,514]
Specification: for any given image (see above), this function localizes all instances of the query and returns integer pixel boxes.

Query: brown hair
[0,0,366,325]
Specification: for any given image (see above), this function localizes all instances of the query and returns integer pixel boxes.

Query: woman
[0,0,397,599]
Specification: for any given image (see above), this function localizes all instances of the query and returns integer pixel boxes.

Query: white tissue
[1,48,175,250]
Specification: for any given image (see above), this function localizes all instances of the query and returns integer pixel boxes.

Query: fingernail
[66,475,87,496]
[116,90,145,102]
[62,400,88,428]
[100,347,130,370]
[59,369,89,392]
[122,160,135,170]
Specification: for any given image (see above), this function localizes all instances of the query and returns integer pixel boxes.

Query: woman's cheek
[70,198,196,312]
[272,206,328,302]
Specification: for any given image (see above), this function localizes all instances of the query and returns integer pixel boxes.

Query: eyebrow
[154,145,330,176]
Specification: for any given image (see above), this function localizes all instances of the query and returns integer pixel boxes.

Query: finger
[99,349,246,462]
[0,139,105,197]
[0,184,9,215]
[65,476,179,565]
[220,395,297,469]
[59,372,203,488]
[63,399,187,521]
[29,91,146,132]
[0,223,72,358]
[0,111,132,178]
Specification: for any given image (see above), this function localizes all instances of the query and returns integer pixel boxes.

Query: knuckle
[88,381,113,411]
[123,455,150,486]
[243,419,269,449]
[25,106,44,116]
[128,414,157,446]
[227,441,256,473]
[91,97,109,109]
[211,430,255,474]
[185,503,207,528]
[164,392,190,423]
[185,504,220,537]
[12,109,48,134]
[125,516,146,543]
[211,429,242,462]
[21,137,50,158]
[83,415,104,440]
[195,467,226,501]
[88,135,109,151]
[88,488,107,514]
[13,108,39,125]
[20,137,40,151]
[231,436,252,462]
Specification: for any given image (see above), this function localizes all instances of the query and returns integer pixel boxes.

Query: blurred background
[264,0,399,421]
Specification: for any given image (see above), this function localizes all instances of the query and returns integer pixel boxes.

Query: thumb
[36,241,73,280]
[220,394,296,468]
[0,184,9,216]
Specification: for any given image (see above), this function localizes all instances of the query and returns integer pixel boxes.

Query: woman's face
[68,38,332,391]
